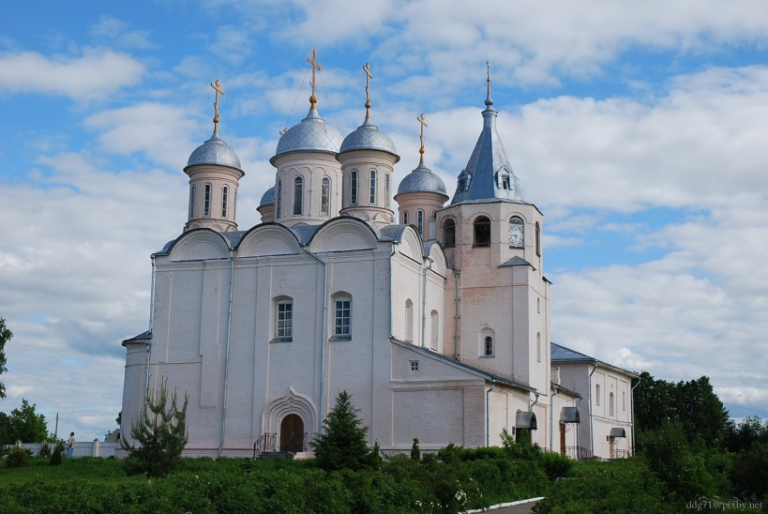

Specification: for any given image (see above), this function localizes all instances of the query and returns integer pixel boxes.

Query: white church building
[120,58,634,459]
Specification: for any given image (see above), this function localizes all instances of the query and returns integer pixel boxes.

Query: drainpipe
[486,379,495,446]
[630,375,642,456]
[303,248,328,434]
[453,269,461,360]
[389,241,399,337]
[218,249,236,457]
[575,397,583,456]
[550,385,558,452]
[144,255,157,407]
[421,256,434,348]
[529,392,541,446]
[588,364,597,457]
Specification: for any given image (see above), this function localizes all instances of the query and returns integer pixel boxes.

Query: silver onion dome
[397,162,447,195]
[259,186,275,207]
[340,118,399,161]
[270,107,344,165]
[186,132,242,170]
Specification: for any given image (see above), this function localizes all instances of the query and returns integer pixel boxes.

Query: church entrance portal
[280,414,305,452]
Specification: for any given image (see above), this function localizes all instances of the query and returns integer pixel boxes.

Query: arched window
[405,299,414,342]
[350,170,358,205]
[609,392,615,417]
[535,222,541,256]
[222,185,229,218]
[442,219,456,248]
[277,179,283,218]
[385,174,390,208]
[537,297,540,313]
[622,391,626,412]
[430,310,439,351]
[369,169,377,204]
[333,295,352,339]
[417,210,424,238]
[509,216,524,248]
[595,384,601,406]
[484,336,494,356]
[402,211,409,225]
[537,333,541,362]
[189,185,195,219]
[293,176,303,215]
[474,216,491,246]
[321,177,331,216]
[204,183,212,217]
[276,300,293,341]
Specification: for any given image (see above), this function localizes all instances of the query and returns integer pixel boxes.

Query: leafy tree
[0,316,12,399]
[311,390,371,471]
[634,371,728,448]
[724,416,768,453]
[0,398,49,444]
[121,378,189,477]
[410,438,420,461]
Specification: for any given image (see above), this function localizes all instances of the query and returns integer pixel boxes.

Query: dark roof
[392,338,537,392]
[122,330,152,346]
[551,342,639,378]
[499,255,534,269]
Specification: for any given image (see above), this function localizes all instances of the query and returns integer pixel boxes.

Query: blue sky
[1,0,767,440]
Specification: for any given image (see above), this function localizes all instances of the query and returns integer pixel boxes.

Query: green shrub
[6,446,32,468]
[50,440,64,466]
[37,440,52,458]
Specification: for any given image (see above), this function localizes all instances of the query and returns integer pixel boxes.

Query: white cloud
[0,49,145,99]
[90,16,154,50]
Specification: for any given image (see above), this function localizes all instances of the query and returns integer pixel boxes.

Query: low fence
[7,440,121,458]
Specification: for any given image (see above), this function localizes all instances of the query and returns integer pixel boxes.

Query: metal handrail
[252,433,276,459]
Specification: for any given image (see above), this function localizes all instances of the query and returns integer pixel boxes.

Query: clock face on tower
[509,224,524,248]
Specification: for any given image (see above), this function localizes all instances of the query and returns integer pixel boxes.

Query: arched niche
[425,242,447,277]
[237,224,301,257]
[307,217,379,253]
[261,387,317,438]
[169,229,230,262]
[397,225,423,262]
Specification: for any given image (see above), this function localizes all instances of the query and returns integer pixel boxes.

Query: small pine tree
[311,391,370,471]
[120,378,189,477]
[411,438,421,461]
[50,441,64,466]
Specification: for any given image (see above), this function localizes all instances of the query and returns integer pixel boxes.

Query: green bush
[50,440,64,466]
[5,446,31,468]
[37,440,52,458]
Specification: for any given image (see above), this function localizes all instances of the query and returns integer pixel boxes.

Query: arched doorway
[280,414,305,452]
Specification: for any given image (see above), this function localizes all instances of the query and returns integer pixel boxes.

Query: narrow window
[484,336,494,356]
[430,310,439,350]
[622,391,626,412]
[277,179,283,218]
[609,392,615,417]
[369,169,377,204]
[474,216,491,246]
[276,301,293,341]
[403,211,409,225]
[334,298,351,337]
[410,360,419,372]
[222,185,229,218]
[596,384,601,406]
[417,210,424,238]
[442,219,455,248]
[537,297,540,314]
[204,183,211,217]
[537,333,541,362]
[293,176,303,215]
[189,185,195,219]
[321,177,331,216]
[535,222,541,257]
[351,171,358,205]
[405,299,414,342]
[385,174,390,208]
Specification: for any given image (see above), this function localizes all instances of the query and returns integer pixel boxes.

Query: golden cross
[417,113,428,163]
[211,79,224,134]
[363,62,373,119]
[306,48,322,109]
